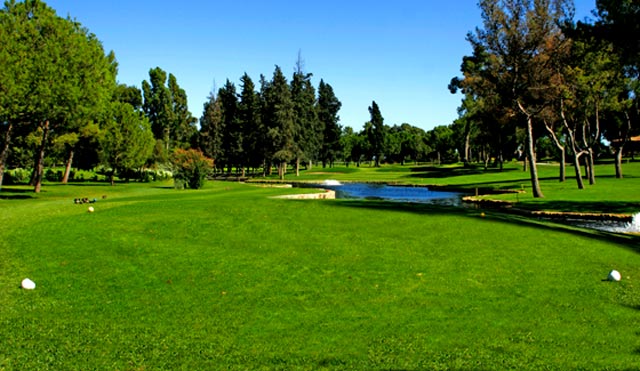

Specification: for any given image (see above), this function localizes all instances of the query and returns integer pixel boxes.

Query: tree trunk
[62,149,74,184]
[558,147,566,182]
[295,157,300,177]
[518,102,543,198]
[0,122,13,191]
[572,152,585,190]
[586,149,595,185]
[464,130,471,166]
[542,119,566,182]
[614,146,624,179]
[614,112,632,179]
[525,118,544,198]
[32,120,50,193]
[560,99,585,190]
[583,156,590,184]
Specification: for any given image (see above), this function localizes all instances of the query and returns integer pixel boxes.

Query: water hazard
[313,180,465,206]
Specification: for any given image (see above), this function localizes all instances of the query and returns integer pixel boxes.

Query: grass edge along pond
[1,165,640,370]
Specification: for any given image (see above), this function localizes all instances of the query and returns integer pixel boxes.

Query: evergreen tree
[114,84,143,111]
[291,57,320,174]
[258,74,273,175]
[168,74,198,149]
[263,66,295,179]
[218,79,240,174]
[198,90,224,173]
[238,73,262,176]
[368,101,386,167]
[0,0,116,192]
[317,80,342,167]
[100,102,155,185]
[142,67,196,158]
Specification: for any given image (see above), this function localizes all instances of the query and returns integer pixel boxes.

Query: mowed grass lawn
[1,165,640,370]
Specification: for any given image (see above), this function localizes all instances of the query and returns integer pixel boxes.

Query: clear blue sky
[46,0,596,132]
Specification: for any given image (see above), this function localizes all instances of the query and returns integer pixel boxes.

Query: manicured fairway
[1,174,640,370]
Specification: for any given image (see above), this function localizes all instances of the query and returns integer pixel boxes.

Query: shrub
[5,168,31,184]
[170,149,214,190]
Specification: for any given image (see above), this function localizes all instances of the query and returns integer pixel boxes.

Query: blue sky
[46,0,596,132]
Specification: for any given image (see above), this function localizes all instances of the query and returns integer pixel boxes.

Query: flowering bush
[170,149,214,189]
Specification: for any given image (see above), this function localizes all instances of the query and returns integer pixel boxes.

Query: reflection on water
[312,182,464,206]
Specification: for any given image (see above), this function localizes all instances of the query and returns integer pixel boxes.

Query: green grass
[1,165,640,370]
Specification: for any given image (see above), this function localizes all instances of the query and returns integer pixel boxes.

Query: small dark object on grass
[74,197,97,204]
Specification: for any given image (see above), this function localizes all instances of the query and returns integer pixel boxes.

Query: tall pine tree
[291,55,320,175]
[317,80,342,167]
[238,73,262,176]
[218,79,240,174]
[368,101,385,167]
[263,66,295,179]
[198,90,224,173]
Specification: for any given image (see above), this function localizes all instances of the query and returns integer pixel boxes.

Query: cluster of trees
[198,59,342,179]
[448,0,639,197]
[197,63,453,177]
[0,0,226,191]
[0,0,163,190]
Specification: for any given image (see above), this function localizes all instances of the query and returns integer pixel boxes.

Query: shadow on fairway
[46,182,113,187]
[0,187,35,200]
[429,176,562,193]
[326,199,640,253]
[518,200,640,215]
[0,194,33,200]
[408,164,519,179]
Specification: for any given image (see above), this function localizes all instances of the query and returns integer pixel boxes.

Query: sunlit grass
[1,166,640,369]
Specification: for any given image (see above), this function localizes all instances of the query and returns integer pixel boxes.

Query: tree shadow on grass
[0,194,33,200]
[408,165,518,179]
[325,199,640,253]
[45,182,112,187]
[0,187,35,200]
[514,200,640,215]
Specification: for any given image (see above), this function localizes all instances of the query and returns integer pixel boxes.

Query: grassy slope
[1,165,640,370]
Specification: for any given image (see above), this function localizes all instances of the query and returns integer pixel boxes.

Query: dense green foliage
[0,0,116,192]
[450,0,639,197]
[99,102,155,185]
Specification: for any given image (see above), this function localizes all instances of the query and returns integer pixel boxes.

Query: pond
[309,180,465,206]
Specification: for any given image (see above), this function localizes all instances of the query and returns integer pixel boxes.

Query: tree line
[448,0,639,197]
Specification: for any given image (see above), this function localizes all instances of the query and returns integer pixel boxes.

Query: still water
[312,181,465,206]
